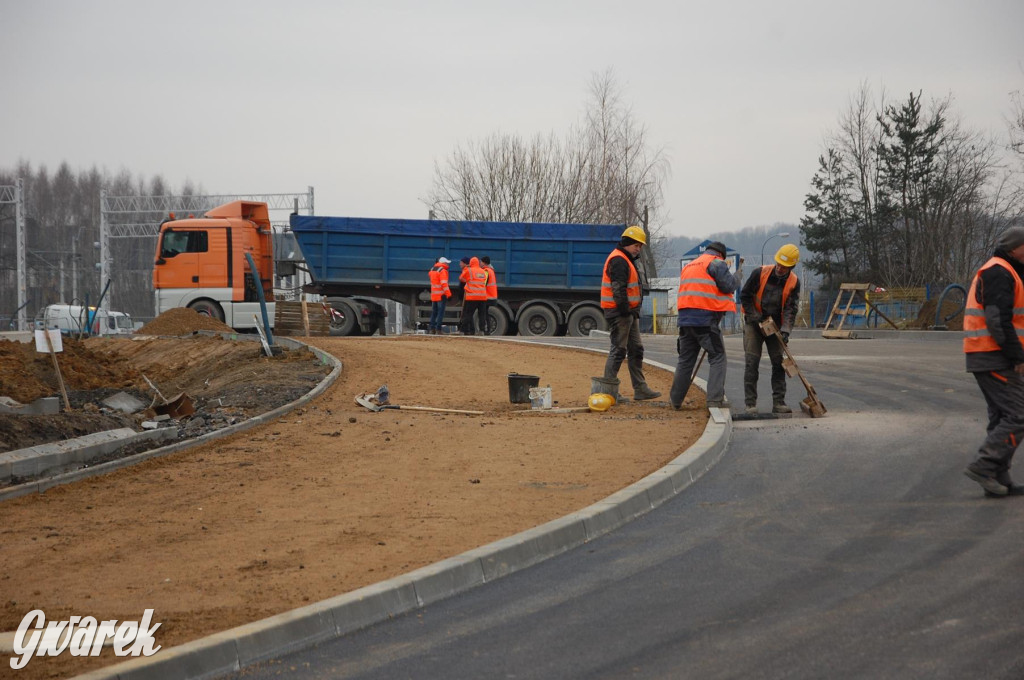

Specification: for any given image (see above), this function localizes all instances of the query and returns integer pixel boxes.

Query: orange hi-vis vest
[600,250,641,310]
[742,265,798,315]
[677,253,735,312]
[964,257,1024,353]
[463,258,489,301]
[429,263,450,302]
[483,265,498,300]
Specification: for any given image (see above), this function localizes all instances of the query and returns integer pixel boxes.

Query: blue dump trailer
[289,214,627,337]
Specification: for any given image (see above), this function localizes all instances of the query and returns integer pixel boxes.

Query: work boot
[633,384,661,401]
[965,464,1008,496]
[745,405,758,416]
[772,403,793,414]
[995,471,1024,496]
[706,398,730,408]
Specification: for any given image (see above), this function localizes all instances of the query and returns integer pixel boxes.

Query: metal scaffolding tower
[0,180,26,330]
[98,188,315,310]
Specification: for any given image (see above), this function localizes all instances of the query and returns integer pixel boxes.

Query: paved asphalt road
[236,332,1024,680]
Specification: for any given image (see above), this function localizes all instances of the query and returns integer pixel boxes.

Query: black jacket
[965,249,1024,372]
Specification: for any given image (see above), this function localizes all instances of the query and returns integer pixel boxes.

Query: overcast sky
[2,0,1021,237]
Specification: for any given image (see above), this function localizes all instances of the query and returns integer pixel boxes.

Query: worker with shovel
[739,243,801,415]
[963,227,1024,497]
[669,241,740,410]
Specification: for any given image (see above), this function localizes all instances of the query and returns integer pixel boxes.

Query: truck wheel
[486,307,509,336]
[327,299,359,336]
[517,305,557,337]
[188,300,224,322]
[567,306,606,337]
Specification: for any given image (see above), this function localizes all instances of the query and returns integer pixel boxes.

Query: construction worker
[428,257,452,334]
[739,243,801,415]
[669,241,740,410]
[459,257,489,336]
[963,226,1024,497]
[601,226,661,401]
[481,256,498,335]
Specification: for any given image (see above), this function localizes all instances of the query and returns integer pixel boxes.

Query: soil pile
[913,298,964,330]
[138,307,235,335]
[0,337,139,404]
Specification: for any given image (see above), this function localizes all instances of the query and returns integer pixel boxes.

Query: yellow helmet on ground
[775,244,800,267]
[588,393,615,412]
[621,225,647,245]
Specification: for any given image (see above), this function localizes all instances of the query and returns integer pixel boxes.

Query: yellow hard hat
[775,244,800,267]
[621,225,647,245]
[588,393,615,412]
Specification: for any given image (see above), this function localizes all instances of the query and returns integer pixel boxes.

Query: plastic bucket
[590,376,620,399]
[529,386,553,410]
[508,373,540,403]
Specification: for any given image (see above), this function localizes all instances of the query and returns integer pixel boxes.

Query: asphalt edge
[69,353,732,680]
[0,334,342,503]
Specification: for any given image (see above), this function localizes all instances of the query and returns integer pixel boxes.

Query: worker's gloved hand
[781,331,790,345]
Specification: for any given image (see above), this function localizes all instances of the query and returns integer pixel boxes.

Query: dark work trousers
[461,299,484,335]
[670,325,727,406]
[429,298,447,331]
[743,321,787,407]
[479,299,491,335]
[970,369,1024,476]
[603,313,647,390]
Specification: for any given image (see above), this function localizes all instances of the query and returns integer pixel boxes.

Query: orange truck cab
[152,201,275,329]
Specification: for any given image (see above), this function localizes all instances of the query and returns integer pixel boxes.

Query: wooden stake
[300,296,310,337]
[43,330,72,411]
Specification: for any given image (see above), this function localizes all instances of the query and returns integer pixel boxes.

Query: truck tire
[485,307,509,336]
[327,298,359,336]
[567,306,606,337]
[188,299,225,322]
[517,305,558,337]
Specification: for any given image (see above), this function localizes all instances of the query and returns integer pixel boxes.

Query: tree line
[800,83,1024,290]
[0,162,201,324]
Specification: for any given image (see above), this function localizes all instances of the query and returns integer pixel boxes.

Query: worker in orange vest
[428,256,452,334]
[963,226,1024,496]
[459,257,489,336]
[600,226,661,401]
[480,256,498,335]
[669,241,740,410]
[739,243,801,415]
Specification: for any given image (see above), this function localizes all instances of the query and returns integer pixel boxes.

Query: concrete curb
[0,333,342,503]
[69,352,731,680]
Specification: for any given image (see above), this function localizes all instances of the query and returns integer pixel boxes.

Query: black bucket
[507,373,540,403]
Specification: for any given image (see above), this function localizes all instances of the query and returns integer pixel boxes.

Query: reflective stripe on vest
[741,265,798,315]
[429,264,450,302]
[677,253,735,312]
[483,265,498,299]
[464,267,489,300]
[964,257,1024,353]
[600,250,641,309]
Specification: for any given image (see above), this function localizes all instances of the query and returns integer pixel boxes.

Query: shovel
[354,390,483,415]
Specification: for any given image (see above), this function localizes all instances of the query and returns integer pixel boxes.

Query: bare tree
[424,69,671,274]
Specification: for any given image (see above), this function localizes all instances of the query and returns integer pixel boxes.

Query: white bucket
[529,386,553,410]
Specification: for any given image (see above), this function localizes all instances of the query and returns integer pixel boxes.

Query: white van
[39,304,134,336]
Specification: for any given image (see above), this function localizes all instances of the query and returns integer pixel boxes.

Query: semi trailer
[289,213,630,337]
[152,200,638,337]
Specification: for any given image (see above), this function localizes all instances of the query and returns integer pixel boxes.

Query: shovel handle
[391,405,484,415]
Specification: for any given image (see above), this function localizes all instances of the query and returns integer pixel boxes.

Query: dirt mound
[0,337,140,404]
[913,298,964,330]
[138,307,235,335]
